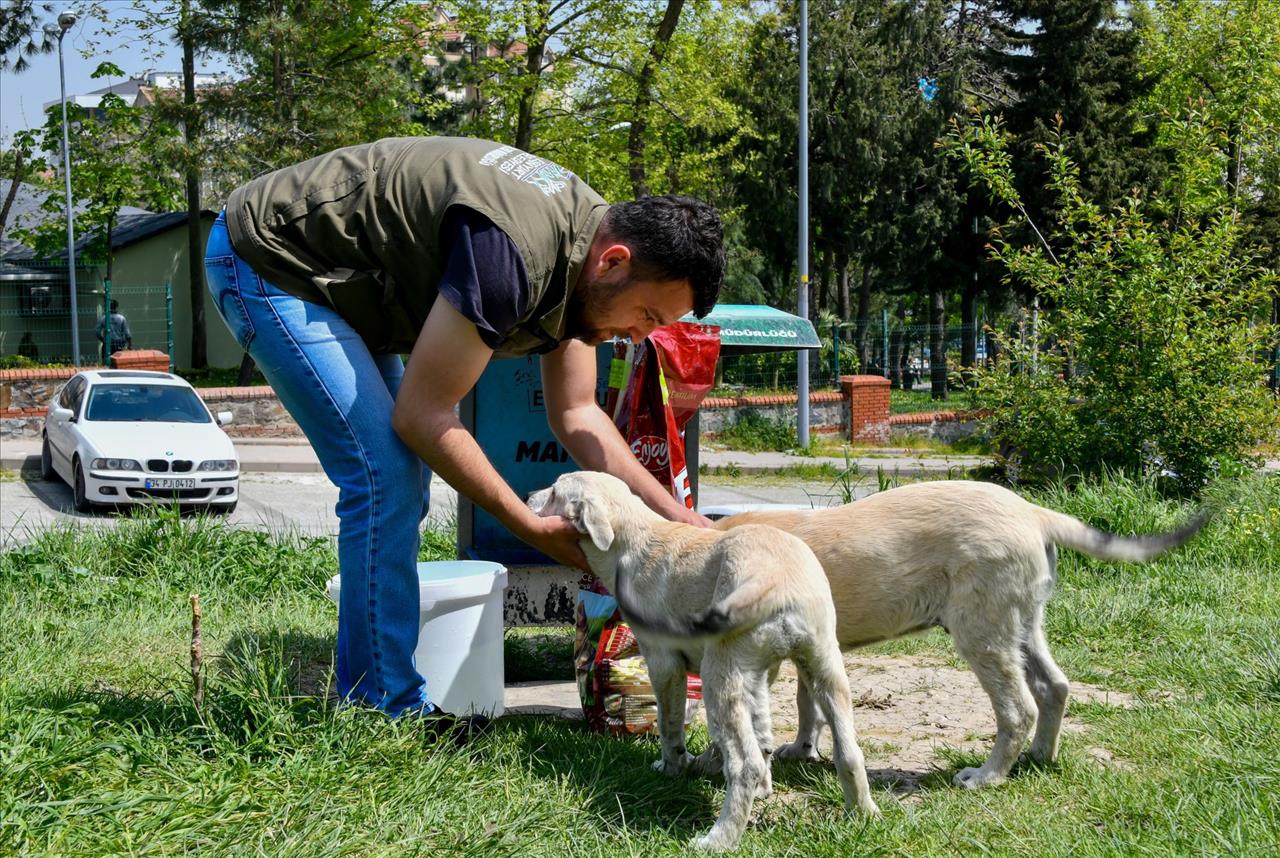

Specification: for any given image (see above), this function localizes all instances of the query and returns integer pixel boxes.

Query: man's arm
[393,294,589,570]
[541,337,711,527]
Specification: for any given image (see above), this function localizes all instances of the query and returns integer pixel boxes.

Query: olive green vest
[226,137,608,356]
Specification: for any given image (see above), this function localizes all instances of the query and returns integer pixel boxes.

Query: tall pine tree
[990,1,1162,230]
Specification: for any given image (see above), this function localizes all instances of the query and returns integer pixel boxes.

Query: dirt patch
[762,653,1135,794]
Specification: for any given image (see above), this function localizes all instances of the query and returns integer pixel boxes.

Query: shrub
[947,114,1278,491]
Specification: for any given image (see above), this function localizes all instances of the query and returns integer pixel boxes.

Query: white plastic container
[327,561,509,716]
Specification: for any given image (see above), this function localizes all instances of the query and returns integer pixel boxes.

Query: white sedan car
[41,370,240,513]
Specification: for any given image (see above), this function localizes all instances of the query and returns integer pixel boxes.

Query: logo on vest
[479,146,573,196]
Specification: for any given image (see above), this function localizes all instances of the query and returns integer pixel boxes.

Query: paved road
[0,468,863,548]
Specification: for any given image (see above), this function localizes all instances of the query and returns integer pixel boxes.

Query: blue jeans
[205,212,432,716]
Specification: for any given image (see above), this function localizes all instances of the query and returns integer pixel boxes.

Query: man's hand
[669,506,714,528]
[542,339,717,530]
[523,515,589,571]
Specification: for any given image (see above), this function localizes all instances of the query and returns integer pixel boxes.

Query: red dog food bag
[575,323,720,733]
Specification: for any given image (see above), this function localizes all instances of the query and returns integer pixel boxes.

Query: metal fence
[0,260,173,367]
[714,318,987,394]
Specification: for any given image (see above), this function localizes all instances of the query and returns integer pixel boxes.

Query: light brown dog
[712,479,1207,788]
[528,471,880,852]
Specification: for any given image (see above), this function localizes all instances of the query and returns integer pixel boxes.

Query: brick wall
[842,375,891,442]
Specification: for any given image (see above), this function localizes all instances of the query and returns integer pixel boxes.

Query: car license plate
[146,478,195,489]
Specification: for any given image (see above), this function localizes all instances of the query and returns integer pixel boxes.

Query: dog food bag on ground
[574,323,720,733]
[575,577,703,733]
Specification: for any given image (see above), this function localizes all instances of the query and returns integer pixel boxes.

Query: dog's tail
[614,562,785,641]
[1035,506,1211,562]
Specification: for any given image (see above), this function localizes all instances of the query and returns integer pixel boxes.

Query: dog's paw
[952,766,1005,789]
[690,746,723,775]
[774,740,820,762]
[691,829,737,853]
[651,753,693,777]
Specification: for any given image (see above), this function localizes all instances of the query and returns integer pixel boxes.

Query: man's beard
[565,275,620,345]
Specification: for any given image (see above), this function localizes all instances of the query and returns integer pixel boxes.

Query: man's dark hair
[602,195,724,318]
[109,300,119,312]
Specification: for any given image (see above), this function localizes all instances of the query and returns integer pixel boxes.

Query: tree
[1,0,58,241]
[948,113,1277,490]
[0,130,47,241]
[989,1,1163,231]
[0,0,55,72]
[15,63,184,275]
[192,0,433,177]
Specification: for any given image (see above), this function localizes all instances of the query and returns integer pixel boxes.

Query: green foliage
[712,410,799,452]
[0,354,62,369]
[0,0,55,73]
[947,114,1278,491]
[13,65,184,264]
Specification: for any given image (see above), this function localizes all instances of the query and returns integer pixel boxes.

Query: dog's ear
[573,497,614,552]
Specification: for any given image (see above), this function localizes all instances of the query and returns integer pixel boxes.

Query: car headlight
[90,458,142,471]
[197,459,238,472]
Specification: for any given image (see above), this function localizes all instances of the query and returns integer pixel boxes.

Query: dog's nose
[527,488,550,513]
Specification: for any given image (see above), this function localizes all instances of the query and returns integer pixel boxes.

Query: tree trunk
[837,251,850,322]
[889,305,904,389]
[960,279,977,386]
[960,282,976,368]
[0,149,24,240]
[105,217,114,284]
[1226,119,1241,201]
[514,8,547,153]
[929,286,947,400]
[854,264,872,371]
[1271,290,1280,392]
[898,328,913,390]
[986,325,1000,369]
[183,0,207,369]
[237,353,257,387]
[627,0,685,198]
[818,246,832,317]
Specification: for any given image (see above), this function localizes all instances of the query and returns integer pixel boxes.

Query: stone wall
[0,369,300,438]
[698,390,846,436]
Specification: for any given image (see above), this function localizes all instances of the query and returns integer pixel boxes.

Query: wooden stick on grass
[190,594,204,711]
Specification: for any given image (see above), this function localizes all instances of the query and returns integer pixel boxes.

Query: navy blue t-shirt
[435,206,530,350]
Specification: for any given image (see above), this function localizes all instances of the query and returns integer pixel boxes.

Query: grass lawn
[1,474,1278,855]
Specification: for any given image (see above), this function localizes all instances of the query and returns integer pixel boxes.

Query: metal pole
[56,22,81,365]
[103,279,111,364]
[882,308,890,379]
[832,321,839,382]
[797,0,810,447]
[166,281,175,371]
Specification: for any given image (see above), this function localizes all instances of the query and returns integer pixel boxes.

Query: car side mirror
[217,410,233,426]
[51,405,73,421]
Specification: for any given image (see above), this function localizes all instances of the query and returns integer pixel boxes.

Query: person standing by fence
[96,300,133,362]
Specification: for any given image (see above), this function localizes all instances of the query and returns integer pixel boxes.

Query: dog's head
[527,470,632,552]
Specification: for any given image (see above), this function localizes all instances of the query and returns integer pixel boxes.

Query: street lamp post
[797,0,810,448]
[53,10,81,365]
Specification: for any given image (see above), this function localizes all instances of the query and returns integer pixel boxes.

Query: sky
[0,1,232,149]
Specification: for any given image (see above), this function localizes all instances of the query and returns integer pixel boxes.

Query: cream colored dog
[711,479,1207,789]
[527,471,880,852]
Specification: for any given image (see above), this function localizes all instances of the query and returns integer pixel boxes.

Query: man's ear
[576,497,615,552]
[595,242,632,276]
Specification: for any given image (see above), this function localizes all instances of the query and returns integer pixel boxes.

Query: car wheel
[40,435,55,481]
[73,459,93,513]
[211,500,237,515]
